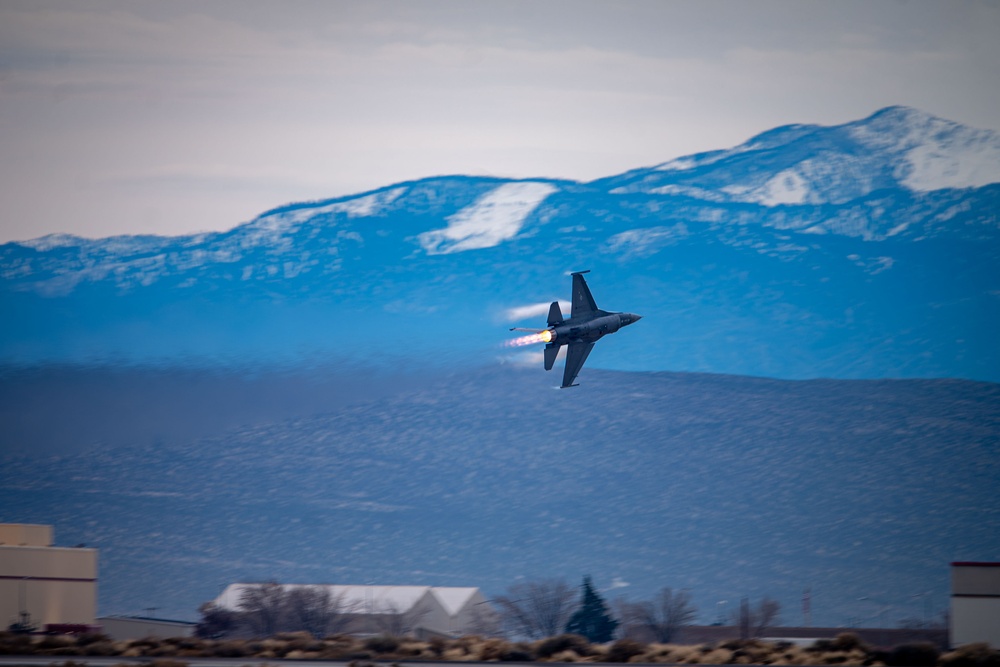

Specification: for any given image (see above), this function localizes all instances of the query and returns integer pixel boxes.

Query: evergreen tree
[564,575,618,642]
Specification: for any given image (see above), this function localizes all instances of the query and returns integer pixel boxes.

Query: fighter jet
[510,271,642,388]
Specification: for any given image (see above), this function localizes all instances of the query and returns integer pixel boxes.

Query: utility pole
[716,600,728,626]
[144,607,160,638]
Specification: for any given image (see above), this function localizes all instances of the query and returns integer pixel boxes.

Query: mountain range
[2,105,999,381]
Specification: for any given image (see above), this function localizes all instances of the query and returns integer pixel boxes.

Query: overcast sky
[2,0,999,242]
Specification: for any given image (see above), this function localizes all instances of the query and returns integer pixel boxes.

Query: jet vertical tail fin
[571,271,599,318]
[546,301,564,327]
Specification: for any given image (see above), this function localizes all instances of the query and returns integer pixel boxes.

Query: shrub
[730,640,777,665]
[346,651,374,661]
[656,645,697,664]
[550,649,582,662]
[606,639,646,663]
[211,641,249,658]
[76,633,111,647]
[536,634,593,659]
[0,633,36,655]
[149,660,190,667]
[478,638,514,661]
[885,643,939,667]
[174,639,208,656]
[776,647,812,665]
[363,635,400,654]
[317,636,363,660]
[701,648,735,664]
[37,635,76,651]
[941,644,1000,667]
[396,640,430,657]
[83,641,117,656]
[126,637,163,651]
[428,637,448,657]
[443,647,469,660]
[833,634,869,653]
[501,647,534,662]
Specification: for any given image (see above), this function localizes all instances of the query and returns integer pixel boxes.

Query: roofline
[951,561,1000,567]
[98,615,196,625]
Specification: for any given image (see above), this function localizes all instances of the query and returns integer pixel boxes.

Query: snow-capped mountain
[602,106,1000,211]
[2,107,998,380]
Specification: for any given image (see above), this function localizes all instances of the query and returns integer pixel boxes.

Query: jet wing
[561,341,595,388]
[571,271,598,319]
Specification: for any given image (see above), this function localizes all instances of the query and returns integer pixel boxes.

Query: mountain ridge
[2,106,998,381]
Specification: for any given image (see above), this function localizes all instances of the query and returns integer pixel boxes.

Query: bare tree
[466,602,503,637]
[286,586,359,638]
[619,588,698,643]
[495,578,578,639]
[373,598,431,637]
[731,597,781,638]
[195,601,239,638]
[238,582,287,637]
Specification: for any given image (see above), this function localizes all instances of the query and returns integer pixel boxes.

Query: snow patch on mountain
[850,106,1000,191]
[418,181,557,255]
[16,234,85,251]
[291,187,407,221]
[901,137,1000,191]
[644,184,729,202]
[606,224,690,258]
[753,169,811,206]
[243,187,408,247]
[654,157,697,171]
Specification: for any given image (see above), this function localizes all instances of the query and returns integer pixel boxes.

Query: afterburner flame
[505,333,544,347]
[504,329,555,348]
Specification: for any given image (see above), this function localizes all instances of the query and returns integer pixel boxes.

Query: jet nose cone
[631,313,642,322]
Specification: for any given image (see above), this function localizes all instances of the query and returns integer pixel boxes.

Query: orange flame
[505,329,554,348]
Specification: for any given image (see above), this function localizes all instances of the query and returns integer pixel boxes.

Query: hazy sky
[2,0,999,242]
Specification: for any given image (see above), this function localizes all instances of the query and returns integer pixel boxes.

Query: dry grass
[0,630,993,665]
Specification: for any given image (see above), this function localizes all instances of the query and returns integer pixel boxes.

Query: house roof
[215,583,481,617]
[431,587,480,616]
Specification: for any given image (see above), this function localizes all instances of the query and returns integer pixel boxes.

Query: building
[951,561,1000,648]
[98,615,197,641]
[0,523,98,630]
[673,625,948,649]
[214,583,492,638]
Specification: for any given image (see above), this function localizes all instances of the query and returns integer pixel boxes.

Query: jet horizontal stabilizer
[543,342,560,371]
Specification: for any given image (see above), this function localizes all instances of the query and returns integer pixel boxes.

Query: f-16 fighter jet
[510,271,642,388]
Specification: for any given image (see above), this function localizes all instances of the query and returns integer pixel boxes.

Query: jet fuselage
[548,311,641,344]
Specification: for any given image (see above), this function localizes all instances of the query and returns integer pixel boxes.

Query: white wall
[951,563,1000,648]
